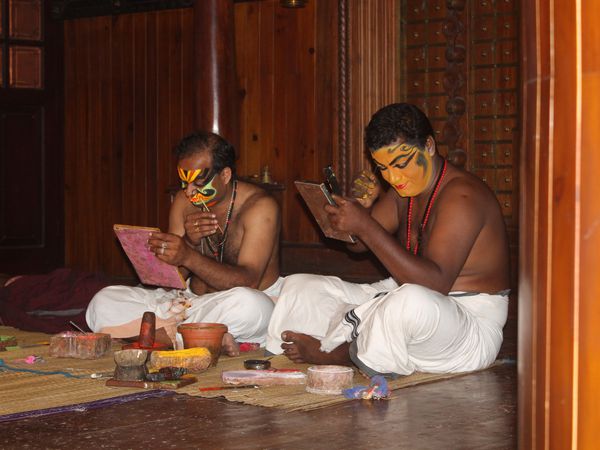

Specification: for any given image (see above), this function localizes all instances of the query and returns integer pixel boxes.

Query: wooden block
[49,332,111,359]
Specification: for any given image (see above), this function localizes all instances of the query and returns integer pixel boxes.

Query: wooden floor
[0,310,518,449]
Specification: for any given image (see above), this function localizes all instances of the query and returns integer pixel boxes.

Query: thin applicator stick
[199,198,224,234]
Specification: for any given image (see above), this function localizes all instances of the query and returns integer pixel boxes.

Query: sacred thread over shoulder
[113,224,187,289]
[294,181,356,243]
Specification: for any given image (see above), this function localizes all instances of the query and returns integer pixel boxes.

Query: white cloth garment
[86,277,284,346]
[266,274,508,376]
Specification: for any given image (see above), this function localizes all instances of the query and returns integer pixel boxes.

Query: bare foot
[280,331,352,366]
[222,332,239,357]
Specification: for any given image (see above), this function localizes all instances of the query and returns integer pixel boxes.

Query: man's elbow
[347,243,367,253]
[242,279,261,290]
[238,272,262,290]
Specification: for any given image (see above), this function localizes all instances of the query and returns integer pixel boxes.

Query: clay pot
[177,322,228,367]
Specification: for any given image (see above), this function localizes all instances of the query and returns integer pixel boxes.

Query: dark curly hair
[174,131,237,178]
[364,103,435,151]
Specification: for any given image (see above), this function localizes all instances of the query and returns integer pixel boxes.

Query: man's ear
[220,167,233,185]
[425,136,436,155]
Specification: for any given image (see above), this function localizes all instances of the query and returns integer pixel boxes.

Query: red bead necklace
[406,159,448,255]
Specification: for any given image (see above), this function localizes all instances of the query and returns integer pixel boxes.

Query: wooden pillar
[193,0,240,151]
[519,0,600,447]
[338,0,400,192]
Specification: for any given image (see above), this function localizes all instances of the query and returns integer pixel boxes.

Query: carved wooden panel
[469,0,519,234]
[9,45,42,88]
[401,0,519,209]
[9,0,42,40]
[401,0,520,287]
[402,1,463,162]
[0,0,63,274]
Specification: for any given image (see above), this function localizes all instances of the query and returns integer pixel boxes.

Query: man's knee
[226,287,274,322]
[280,273,323,292]
[277,273,334,307]
[86,285,139,331]
[86,286,114,330]
[381,284,439,330]
[88,285,123,306]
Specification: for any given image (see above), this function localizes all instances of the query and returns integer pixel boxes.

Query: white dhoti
[86,277,284,346]
[266,274,508,376]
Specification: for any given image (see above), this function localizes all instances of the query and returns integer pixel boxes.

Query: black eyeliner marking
[390,150,417,168]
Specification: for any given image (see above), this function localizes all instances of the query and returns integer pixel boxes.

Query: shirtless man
[266,103,510,376]
[86,132,282,354]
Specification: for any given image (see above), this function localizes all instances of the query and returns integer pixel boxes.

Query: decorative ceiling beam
[51,0,194,20]
[52,0,296,20]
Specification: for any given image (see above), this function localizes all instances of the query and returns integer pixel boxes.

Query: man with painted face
[266,103,510,377]
[86,132,282,354]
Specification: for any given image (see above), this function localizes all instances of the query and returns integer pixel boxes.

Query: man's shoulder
[235,180,280,216]
[443,167,495,201]
[440,168,503,221]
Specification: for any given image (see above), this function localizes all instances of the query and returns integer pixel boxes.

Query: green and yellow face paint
[177,166,219,208]
[372,142,433,197]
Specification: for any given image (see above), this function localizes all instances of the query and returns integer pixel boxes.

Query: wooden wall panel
[62,2,344,278]
[234,0,339,245]
[64,10,194,278]
[63,1,522,285]
[232,0,397,279]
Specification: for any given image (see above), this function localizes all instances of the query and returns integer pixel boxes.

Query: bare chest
[199,212,243,264]
[395,197,438,255]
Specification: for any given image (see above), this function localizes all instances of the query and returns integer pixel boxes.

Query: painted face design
[372,142,433,197]
[177,166,219,208]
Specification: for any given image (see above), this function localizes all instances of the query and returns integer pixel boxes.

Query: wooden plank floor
[0,363,516,449]
[0,309,517,449]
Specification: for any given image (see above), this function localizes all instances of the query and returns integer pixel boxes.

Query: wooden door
[0,0,63,274]
[519,0,600,447]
